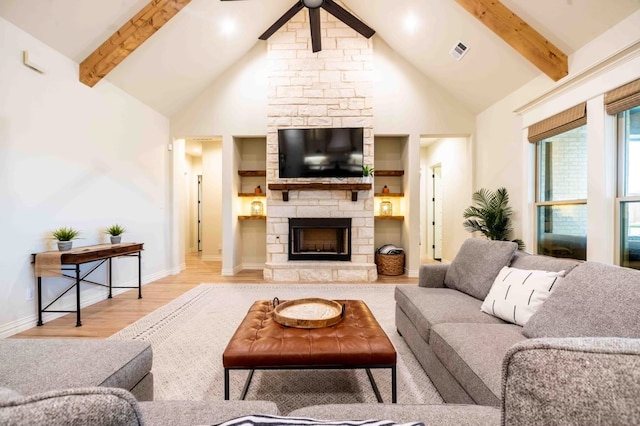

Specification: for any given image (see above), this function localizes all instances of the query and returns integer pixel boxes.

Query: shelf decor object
[380,200,393,216]
[251,200,264,216]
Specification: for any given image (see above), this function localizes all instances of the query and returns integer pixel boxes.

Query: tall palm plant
[463,187,525,250]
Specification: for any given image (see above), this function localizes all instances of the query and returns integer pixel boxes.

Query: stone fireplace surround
[262,9,377,282]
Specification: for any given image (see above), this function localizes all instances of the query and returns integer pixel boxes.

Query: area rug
[109,284,443,414]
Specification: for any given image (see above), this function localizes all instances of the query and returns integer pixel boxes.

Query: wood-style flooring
[12,253,417,339]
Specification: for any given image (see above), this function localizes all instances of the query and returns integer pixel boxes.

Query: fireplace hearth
[289,218,351,261]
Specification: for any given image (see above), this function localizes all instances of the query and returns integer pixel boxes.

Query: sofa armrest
[418,264,449,288]
[0,387,143,426]
[502,338,640,425]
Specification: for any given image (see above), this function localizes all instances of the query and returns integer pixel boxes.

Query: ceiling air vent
[450,41,469,61]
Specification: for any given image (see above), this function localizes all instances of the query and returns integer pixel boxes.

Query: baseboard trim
[0,270,170,338]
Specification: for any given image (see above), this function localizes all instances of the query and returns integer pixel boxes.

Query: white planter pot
[57,241,73,251]
[110,235,122,244]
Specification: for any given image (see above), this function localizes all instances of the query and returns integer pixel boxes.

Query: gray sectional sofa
[3,239,640,425]
[0,339,278,426]
[393,238,640,419]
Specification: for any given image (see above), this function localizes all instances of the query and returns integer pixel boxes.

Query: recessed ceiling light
[220,18,237,36]
[403,12,419,34]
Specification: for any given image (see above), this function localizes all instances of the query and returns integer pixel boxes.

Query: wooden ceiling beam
[454,0,568,81]
[79,0,191,87]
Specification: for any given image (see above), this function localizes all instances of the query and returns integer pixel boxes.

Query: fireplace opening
[289,218,351,261]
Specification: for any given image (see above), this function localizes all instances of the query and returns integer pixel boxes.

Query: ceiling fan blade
[259,2,304,40]
[309,7,322,52]
[321,0,375,39]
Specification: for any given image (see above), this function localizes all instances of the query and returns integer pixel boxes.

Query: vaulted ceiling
[1,0,638,117]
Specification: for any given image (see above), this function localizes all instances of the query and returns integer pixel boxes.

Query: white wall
[171,35,476,276]
[201,141,223,260]
[0,17,172,337]
[475,11,640,260]
[421,138,472,262]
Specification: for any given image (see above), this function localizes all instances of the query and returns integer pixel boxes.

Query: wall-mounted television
[278,127,364,178]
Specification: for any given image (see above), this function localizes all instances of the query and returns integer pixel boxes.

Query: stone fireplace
[263,8,377,282]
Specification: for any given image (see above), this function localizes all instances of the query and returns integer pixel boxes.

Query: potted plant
[52,226,80,251]
[105,224,126,244]
[362,165,374,183]
[463,187,525,250]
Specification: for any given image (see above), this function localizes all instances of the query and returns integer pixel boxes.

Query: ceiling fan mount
[301,0,324,9]
[221,0,374,53]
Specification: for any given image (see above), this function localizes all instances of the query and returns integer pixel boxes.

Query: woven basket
[376,253,405,276]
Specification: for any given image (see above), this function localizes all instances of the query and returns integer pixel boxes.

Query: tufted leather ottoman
[223,299,397,403]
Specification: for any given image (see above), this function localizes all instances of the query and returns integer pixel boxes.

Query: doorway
[432,165,443,261]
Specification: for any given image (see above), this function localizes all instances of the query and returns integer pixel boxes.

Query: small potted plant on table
[52,226,80,251]
[105,224,126,244]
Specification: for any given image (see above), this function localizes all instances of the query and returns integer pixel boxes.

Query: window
[535,126,588,260]
[528,103,588,260]
[617,105,640,269]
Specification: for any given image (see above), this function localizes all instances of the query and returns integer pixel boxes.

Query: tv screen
[278,127,364,178]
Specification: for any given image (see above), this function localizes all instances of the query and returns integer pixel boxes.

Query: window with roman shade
[609,78,640,269]
[530,103,588,261]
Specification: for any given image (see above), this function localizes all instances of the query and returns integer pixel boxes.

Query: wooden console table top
[33,243,144,265]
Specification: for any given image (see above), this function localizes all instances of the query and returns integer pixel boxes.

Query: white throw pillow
[481,266,564,326]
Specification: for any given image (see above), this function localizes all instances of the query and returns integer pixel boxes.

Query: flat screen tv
[278,127,364,178]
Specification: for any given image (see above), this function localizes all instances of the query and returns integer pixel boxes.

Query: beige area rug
[109,284,443,414]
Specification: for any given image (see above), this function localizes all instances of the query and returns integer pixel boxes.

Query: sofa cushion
[395,286,505,343]
[0,387,143,426]
[0,339,152,397]
[430,323,526,406]
[510,250,580,274]
[480,266,564,326]
[290,404,501,425]
[444,239,517,300]
[138,400,280,426]
[523,262,640,338]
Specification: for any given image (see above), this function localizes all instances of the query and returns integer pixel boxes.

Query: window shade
[605,78,640,115]
[528,103,587,143]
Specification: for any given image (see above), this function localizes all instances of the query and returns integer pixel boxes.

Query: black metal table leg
[391,365,397,403]
[37,277,43,326]
[108,258,113,298]
[240,369,255,400]
[224,368,230,400]
[137,252,142,299]
[365,368,383,403]
[75,264,82,327]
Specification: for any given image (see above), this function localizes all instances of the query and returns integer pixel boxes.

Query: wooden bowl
[272,297,344,329]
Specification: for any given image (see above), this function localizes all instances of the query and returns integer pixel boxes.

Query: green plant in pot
[463,187,525,250]
[362,165,374,183]
[105,224,126,244]
[52,226,80,251]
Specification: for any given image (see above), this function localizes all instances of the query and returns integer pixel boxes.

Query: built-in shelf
[238,215,266,221]
[238,193,266,197]
[374,192,404,197]
[268,183,372,201]
[374,170,404,177]
[374,215,404,221]
[238,170,266,177]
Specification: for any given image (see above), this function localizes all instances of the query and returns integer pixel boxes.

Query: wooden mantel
[268,183,372,201]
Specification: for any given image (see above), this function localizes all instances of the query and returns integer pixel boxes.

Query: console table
[32,243,144,327]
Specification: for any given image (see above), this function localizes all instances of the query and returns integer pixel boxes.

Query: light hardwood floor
[13,253,417,339]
